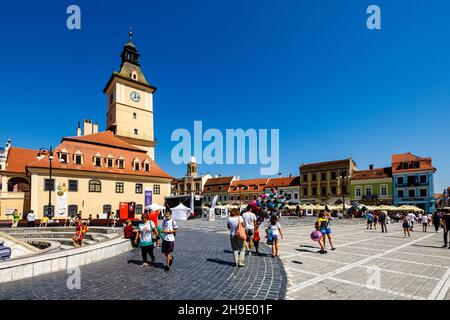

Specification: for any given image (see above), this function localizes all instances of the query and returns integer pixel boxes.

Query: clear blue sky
[0,1,448,192]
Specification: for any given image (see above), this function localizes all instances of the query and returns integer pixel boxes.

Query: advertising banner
[145,189,153,207]
[55,182,68,217]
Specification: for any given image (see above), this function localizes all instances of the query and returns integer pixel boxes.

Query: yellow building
[0,33,172,220]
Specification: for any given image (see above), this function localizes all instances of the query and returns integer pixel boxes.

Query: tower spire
[129,27,133,43]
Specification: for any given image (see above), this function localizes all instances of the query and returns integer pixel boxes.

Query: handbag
[236,219,247,241]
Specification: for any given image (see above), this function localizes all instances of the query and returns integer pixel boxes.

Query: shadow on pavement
[206,258,236,266]
[127,260,166,269]
[295,248,317,253]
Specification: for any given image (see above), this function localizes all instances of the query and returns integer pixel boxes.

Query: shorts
[271,234,280,241]
[161,240,175,254]
[320,228,331,235]
[245,229,254,239]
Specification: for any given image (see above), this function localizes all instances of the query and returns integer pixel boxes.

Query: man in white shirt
[27,210,36,227]
[407,212,416,232]
[242,209,257,255]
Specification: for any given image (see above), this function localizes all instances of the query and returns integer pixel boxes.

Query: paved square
[279,218,450,300]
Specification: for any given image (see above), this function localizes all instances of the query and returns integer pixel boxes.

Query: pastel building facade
[392,153,436,213]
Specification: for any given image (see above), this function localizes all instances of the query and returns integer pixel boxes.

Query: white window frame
[355,186,362,198]
[380,184,388,197]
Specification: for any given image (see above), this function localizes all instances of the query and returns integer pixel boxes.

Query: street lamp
[37,147,55,218]
[338,172,351,213]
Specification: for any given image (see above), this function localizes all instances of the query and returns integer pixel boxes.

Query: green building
[350,166,393,205]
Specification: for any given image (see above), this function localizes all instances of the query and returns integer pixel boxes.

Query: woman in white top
[267,215,283,258]
[227,209,245,267]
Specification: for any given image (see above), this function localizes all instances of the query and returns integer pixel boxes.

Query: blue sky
[0,0,449,192]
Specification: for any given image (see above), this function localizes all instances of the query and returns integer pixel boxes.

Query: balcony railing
[0,192,31,199]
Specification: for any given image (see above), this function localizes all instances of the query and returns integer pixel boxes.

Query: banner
[145,189,153,207]
[55,182,68,217]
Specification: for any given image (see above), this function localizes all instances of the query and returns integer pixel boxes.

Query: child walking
[161,211,178,272]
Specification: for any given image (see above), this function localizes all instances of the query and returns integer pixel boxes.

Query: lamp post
[37,147,55,218]
[338,172,351,213]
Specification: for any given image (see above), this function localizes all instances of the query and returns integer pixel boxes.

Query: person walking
[407,212,416,232]
[322,210,336,251]
[402,215,411,238]
[441,212,450,249]
[316,212,327,254]
[134,214,157,267]
[27,210,36,227]
[242,207,257,255]
[12,210,20,228]
[227,209,246,267]
[161,211,178,272]
[433,212,441,233]
[379,211,387,233]
[366,211,374,230]
[267,215,283,258]
[421,214,428,232]
[373,212,378,231]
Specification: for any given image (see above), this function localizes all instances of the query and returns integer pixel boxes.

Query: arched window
[89,180,101,193]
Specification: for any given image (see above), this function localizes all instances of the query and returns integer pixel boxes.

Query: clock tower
[103,31,157,160]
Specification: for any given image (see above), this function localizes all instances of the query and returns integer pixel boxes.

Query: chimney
[369,164,374,170]
[83,119,93,136]
[77,122,81,136]
[93,122,99,134]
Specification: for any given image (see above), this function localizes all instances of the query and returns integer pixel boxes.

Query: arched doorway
[7,177,30,192]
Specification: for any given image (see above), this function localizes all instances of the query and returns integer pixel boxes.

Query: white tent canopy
[170,203,191,221]
[145,203,166,211]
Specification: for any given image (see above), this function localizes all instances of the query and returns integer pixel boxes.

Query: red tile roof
[392,153,436,173]
[63,131,143,152]
[229,178,269,194]
[204,176,234,186]
[352,167,392,180]
[266,176,300,188]
[203,176,234,193]
[4,147,38,174]
[24,131,172,179]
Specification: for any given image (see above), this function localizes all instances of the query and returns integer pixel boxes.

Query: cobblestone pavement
[0,221,286,300]
[1,217,448,300]
[279,219,450,300]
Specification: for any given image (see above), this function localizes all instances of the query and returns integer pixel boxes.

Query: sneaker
[169,256,174,267]
[141,263,149,267]
[238,263,245,267]
[442,245,448,248]
[331,247,336,251]
[164,266,170,272]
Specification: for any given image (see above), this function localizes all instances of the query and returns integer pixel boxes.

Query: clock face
[130,91,141,103]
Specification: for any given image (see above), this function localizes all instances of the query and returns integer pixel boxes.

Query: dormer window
[74,153,83,165]
[94,157,102,167]
[60,153,68,164]
[106,156,114,168]
[133,158,141,171]
[144,162,150,172]
[117,158,125,169]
